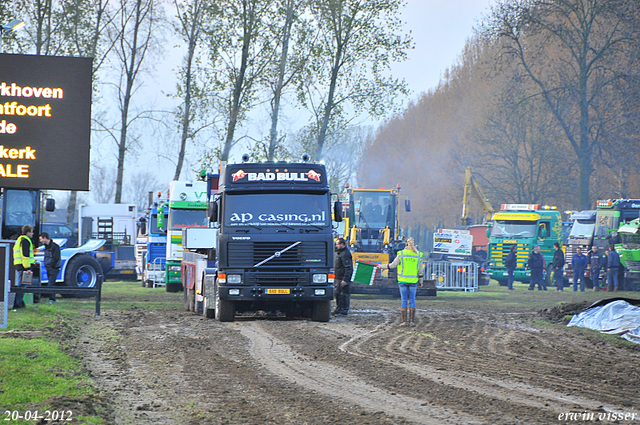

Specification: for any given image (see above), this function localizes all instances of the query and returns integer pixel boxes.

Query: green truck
[486,204,562,286]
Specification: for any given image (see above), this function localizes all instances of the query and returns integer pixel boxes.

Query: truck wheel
[311,300,331,322]
[497,280,507,287]
[215,280,235,322]
[204,297,215,318]
[62,255,103,298]
[166,281,182,293]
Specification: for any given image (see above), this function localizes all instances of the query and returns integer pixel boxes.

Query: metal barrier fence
[423,261,479,292]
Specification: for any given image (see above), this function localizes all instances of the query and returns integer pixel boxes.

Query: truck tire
[166,281,182,293]
[311,300,331,322]
[214,280,235,322]
[204,297,215,318]
[62,254,103,298]
[497,280,507,286]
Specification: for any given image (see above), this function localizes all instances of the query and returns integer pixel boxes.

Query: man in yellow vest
[12,225,35,310]
[378,237,424,326]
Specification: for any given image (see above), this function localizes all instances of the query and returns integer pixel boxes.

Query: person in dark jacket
[526,245,546,291]
[588,245,604,291]
[571,247,588,292]
[505,245,517,290]
[333,238,353,316]
[39,233,61,303]
[606,245,620,292]
[551,242,565,291]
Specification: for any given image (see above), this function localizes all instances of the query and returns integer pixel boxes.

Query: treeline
[361,0,640,235]
[0,0,411,208]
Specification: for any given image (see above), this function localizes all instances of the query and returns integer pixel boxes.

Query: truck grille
[227,241,328,268]
[489,243,527,267]
[245,271,307,286]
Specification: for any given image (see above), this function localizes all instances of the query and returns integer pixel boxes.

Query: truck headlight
[312,274,327,283]
[314,289,326,296]
[227,274,242,284]
[228,288,240,296]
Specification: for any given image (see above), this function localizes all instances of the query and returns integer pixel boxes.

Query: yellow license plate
[266,288,290,294]
[121,270,134,274]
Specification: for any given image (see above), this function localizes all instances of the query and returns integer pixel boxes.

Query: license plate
[265,288,290,294]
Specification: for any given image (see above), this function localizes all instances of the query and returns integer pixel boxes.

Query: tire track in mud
[77,312,185,425]
[337,311,633,417]
[239,321,483,425]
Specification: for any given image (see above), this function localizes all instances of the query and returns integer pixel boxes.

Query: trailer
[78,203,138,280]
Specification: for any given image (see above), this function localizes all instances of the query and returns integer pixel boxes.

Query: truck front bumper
[218,285,334,302]
[487,268,531,283]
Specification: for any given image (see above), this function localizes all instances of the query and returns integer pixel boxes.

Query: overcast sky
[393,0,494,98]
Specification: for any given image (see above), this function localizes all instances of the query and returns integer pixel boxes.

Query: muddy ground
[49,290,640,425]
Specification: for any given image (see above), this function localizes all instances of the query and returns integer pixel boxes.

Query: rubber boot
[409,308,416,327]
[400,308,407,326]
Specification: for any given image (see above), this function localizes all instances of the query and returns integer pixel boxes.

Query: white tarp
[567,300,640,344]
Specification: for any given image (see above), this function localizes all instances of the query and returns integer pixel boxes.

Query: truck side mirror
[405,200,411,212]
[334,200,343,222]
[208,199,218,223]
[486,225,491,238]
[45,198,55,212]
[539,227,547,239]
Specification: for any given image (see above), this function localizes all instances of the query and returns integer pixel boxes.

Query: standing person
[588,245,603,292]
[39,233,61,303]
[525,245,546,291]
[12,225,35,310]
[378,237,424,326]
[571,247,588,292]
[606,245,620,292]
[333,238,353,316]
[505,245,517,290]
[551,242,565,291]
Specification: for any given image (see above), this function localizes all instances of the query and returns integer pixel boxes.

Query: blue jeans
[507,268,514,289]
[607,268,619,290]
[13,270,25,308]
[528,269,545,290]
[554,267,564,290]
[399,283,418,308]
[591,267,601,289]
[573,269,585,291]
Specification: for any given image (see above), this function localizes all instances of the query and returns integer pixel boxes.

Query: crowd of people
[506,243,625,292]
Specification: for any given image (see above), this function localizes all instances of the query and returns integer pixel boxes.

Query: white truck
[78,204,138,280]
[165,181,209,292]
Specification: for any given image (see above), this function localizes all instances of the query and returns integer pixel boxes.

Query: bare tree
[211,0,277,162]
[126,171,161,210]
[171,0,218,180]
[90,163,116,203]
[306,0,411,160]
[483,0,640,208]
[103,0,161,203]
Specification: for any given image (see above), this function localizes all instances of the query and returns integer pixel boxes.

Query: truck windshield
[5,190,37,226]
[595,214,617,238]
[150,213,167,235]
[224,193,329,228]
[570,221,595,239]
[168,209,208,230]
[350,191,394,229]
[490,221,537,238]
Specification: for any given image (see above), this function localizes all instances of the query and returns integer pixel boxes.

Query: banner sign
[0,54,92,190]
[433,229,473,256]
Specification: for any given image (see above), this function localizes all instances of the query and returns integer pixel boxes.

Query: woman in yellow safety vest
[378,237,424,326]
[12,225,35,309]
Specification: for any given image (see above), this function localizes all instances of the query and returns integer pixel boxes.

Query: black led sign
[0,53,92,190]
